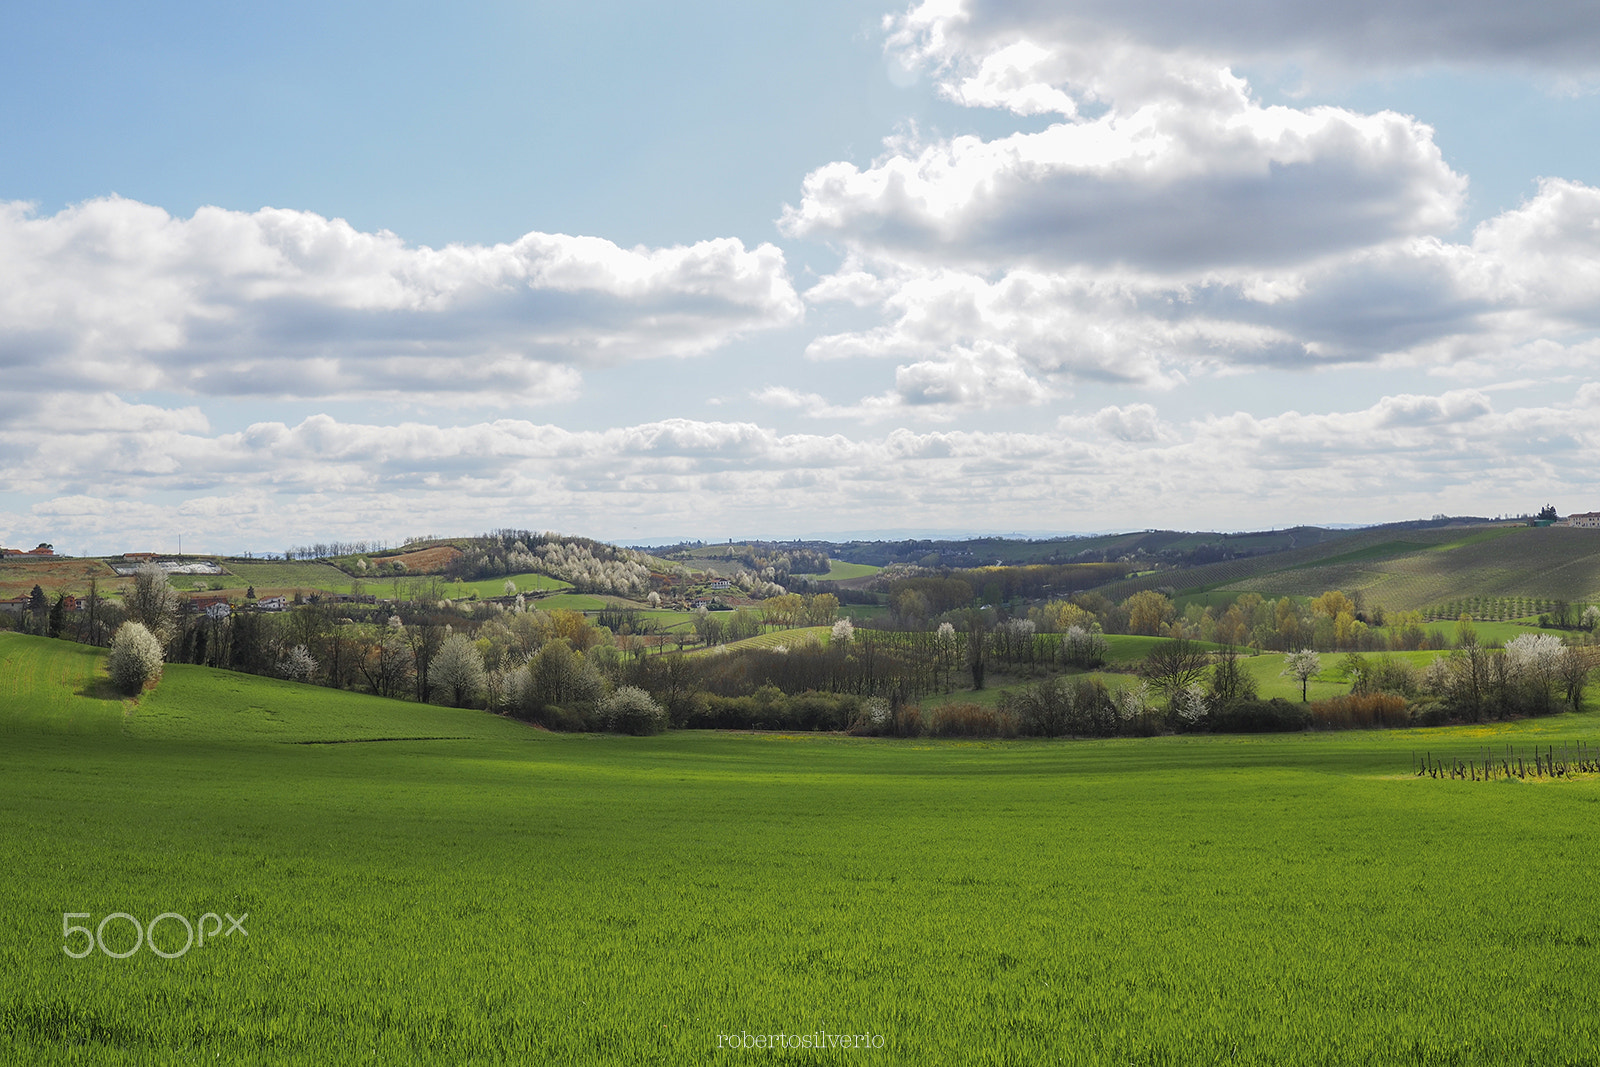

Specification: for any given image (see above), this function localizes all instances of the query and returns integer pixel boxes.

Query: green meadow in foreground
[4,633,1600,1065]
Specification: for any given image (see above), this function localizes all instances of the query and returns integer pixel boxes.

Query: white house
[257,596,288,611]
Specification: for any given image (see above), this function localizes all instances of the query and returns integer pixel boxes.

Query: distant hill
[1088,524,1600,613]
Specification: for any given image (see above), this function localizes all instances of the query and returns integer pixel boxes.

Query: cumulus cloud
[783,98,1462,274]
[0,197,802,406]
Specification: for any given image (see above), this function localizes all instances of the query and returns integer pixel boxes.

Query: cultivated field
[221,561,363,594]
[0,558,120,600]
[6,633,1600,1064]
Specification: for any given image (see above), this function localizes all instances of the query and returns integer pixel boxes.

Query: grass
[9,632,1600,1063]
[1217,526,1600,610]
[700,626,832,654]
[222,561,362,593]
[530,593,610,612]
[816,560,881,581]
[451,572,573,599]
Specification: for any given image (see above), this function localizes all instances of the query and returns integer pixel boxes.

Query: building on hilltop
[1562,511,1600,529]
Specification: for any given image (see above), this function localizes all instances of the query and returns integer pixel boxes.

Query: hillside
[1086,524,1600,614]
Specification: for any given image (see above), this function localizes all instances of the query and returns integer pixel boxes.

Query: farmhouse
[1562,511,1600,529]
[0,595,31,615]
[189,594,232,619]
[257,596,289,612]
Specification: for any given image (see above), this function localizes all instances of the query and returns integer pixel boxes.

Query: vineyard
[1421,595,1579,622]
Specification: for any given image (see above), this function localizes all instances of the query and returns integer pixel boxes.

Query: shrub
[927,703,1018,738]
[1210,698,1310,733]
[108,622,164,694]
[1309,693,1411,729]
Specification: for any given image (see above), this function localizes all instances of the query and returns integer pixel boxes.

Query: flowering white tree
[1113,681,1154,724]
[108,621,164,694]
[1584,605,1600,632]
[1505,632,1568,714]
[1281,649,1322,703]
[831,617,855,644]
[1172,683,1209,727]
[277,644,318,682]
[431,632,487,707]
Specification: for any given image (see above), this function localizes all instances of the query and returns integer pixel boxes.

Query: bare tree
[1142,638,1210,702]
[125,564,180,644]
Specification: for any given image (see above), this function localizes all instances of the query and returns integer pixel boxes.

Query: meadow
[817,561,881,582]
[5,632,1600,1064]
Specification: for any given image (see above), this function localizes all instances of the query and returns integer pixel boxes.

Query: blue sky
[3,1,1600,554]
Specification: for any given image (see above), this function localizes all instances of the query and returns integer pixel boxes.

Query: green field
[8,631,1600,1063]
[221,560,363,593]
[694,625,833,655]
[453,572,573,599]
[817,560,881,581]
[529,592,610,613]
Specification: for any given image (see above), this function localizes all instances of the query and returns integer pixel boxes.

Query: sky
[3,0,1600,556]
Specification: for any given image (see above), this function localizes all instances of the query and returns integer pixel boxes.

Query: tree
[1061,624,1108,669]
[48,594,67,638]
[360,630,414,698]
[1505,633,1566,714]
[108,621,164,694]
[1282,649,1321,703]
[126,564,180,644]
[830,617,854,644]
[27,584,47,635]
[276,644,318,682]
[1141,638,1211,703]
[1207,646,1258,710]
[431,632,487,707]
[1559,647,1594,713]
[806,593,839,626]
[1123,590,1173,636]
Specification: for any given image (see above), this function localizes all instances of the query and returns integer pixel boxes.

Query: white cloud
[791,175,1600,411]
[7,386,1599,553]
[0,197,802,407]
[783,99,1461,274]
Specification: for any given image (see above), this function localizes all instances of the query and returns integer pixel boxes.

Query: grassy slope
[1092,524,1600,609]
[221,561,361,593]
[817,560,881,581]
[8,633,1600,1063]
[1216,526,1600,610]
